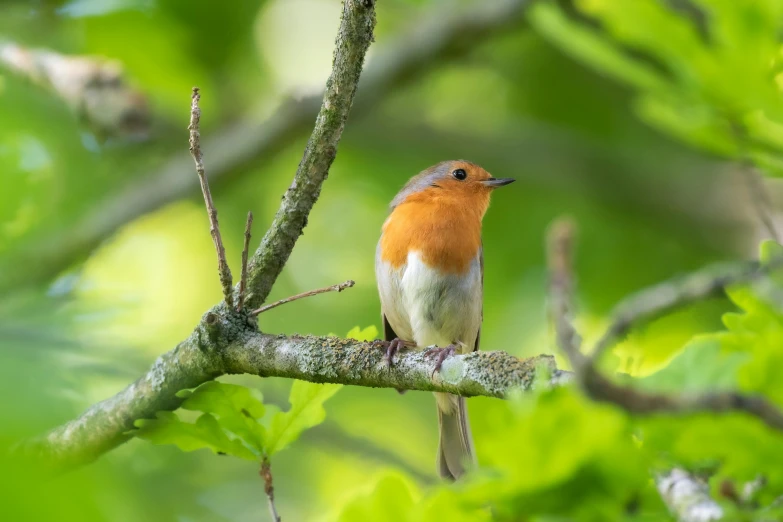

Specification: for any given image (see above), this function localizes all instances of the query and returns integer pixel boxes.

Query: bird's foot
[376,338,408,368]
[425,344,458,375]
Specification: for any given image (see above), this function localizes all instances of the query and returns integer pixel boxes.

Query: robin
[375,160,515,480]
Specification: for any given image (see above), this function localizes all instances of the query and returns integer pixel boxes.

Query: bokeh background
[0,0,774,520]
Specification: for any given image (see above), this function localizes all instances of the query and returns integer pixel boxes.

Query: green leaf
[265,380,343,456]
[134,411,257,461]
[177,381,267,452]
[636,336,747,393]
[531,0,783,177]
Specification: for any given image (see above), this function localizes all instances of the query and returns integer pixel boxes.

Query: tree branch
[239,0,376,309]
[251,280,354,316]
[0,0,532,294]
[22,327,558,469]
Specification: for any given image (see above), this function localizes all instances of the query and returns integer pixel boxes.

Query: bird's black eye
[452,168,467,180]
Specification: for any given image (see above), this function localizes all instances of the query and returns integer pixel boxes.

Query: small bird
[375,160,514,480]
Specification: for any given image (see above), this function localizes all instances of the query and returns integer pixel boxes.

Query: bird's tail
[435,392,476,480]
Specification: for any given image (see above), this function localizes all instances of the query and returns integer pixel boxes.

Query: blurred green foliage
[2,0,783,520]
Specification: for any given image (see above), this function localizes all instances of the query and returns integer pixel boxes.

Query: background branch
[0,41,149,138]
[590,257,783,362]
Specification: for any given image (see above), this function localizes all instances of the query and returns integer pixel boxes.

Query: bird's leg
[424,343,459,374]
[376,338,408,368]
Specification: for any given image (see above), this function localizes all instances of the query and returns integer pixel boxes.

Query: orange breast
[380,188,485,274]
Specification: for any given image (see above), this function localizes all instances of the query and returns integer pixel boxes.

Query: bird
[375,160,515,480]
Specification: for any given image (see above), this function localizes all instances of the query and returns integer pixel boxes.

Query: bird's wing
[473,245,483,352]
[383,313,400,342]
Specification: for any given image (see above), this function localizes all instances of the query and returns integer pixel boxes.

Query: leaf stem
[261,457,281,522]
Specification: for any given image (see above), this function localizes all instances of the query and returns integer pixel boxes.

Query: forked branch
[545,218,783,435]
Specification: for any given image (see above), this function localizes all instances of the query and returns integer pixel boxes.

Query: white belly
[376,249,482,353]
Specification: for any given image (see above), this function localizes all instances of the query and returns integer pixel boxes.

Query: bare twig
[590,257,783,363]
[546,217,585,368]
[238,212,254,312]
[189,87,234,309]
[251,280,355,316]
[261,458,281,522]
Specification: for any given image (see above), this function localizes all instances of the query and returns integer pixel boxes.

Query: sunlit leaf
[265,380,342,456]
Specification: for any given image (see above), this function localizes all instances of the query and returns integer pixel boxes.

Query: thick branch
[26,327,559,469]
[0,0,531,294]
[18,326,223,469]
[243,0,376,309]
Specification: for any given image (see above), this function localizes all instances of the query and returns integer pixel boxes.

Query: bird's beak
[481,177,515,188]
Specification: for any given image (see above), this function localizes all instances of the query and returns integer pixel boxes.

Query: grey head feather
[390,159,479,208]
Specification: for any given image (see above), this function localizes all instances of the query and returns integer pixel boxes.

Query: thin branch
[581,365,783,432]
[238,211,254,312]
[251,280,355,316]
[0,0,532,294]
[546,217,586,368]
[590,257,783,363]
[261,458,281,522]
[189,87,234,309]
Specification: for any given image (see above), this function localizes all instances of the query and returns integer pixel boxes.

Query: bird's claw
[377,338,407,368]
[425,344,457,376]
